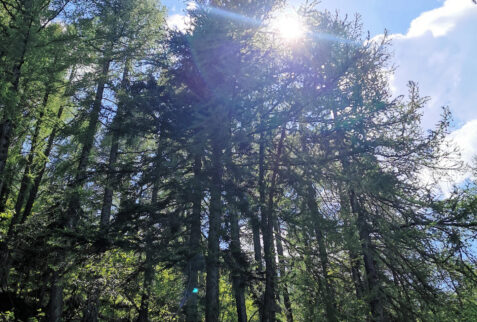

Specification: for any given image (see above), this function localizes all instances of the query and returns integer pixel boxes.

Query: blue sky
[164,0,477,190]
[294,0,445,36]
[162,0,445,36]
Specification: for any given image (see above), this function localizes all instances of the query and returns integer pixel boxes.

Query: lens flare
[269,10,307,41]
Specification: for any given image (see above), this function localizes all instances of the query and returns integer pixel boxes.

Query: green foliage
[0,0,475,321]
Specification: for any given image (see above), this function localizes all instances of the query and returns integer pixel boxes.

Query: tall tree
[1,1,476,321]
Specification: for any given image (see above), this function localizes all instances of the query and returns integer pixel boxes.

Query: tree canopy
[0,1,476,321]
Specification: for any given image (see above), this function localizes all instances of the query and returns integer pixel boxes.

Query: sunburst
[269,10,307,41]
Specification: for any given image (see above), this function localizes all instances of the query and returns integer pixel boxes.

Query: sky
[163,0,446,35]
[382,0,477,192]
[163,0,477,188]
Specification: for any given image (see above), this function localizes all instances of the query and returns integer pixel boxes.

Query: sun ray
[269,10,307,41]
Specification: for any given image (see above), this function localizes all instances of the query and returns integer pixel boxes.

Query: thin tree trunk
[302,233,320,319]
[63,59,110,228]
[68,59,111,226]
[8,91,49,238]
[339,189,365,301]
[254,130,266,320]
[230,207,247,322]
[100,61,130,231]
[0,94,49,289]
[0,169,12,288]
[251,213,262,267]
[0,119,14,185]
[205,137,222,322]
[257,131,265,272]
[306,185,338,322]
[185,153,202,321]
[1,58,63,289]
[82,287,99,322]
[349,190,384,322]
[231,159,259,320]
[273,219,293,322]
[260,179,275,322]
[335,119,367,309]
[48,60,110,322]
[350,249,365,300]
[11,114,44,229]
[138,228,154,322]
[99,127,120,230]
[21,105,63,223]
[84,65,133,318]
[138,135,165,321]
[47,270,63,322]
[0,173,11,213]
[261,126,285,322]
[21,64,77,223]
[0,15,32,181]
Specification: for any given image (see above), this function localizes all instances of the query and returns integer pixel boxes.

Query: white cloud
[384,0,477,191]
[166,2,196,32]
[388,0,477,128]
[423,121,477,196]
[166,14,191,32]
[406,0,474,37]
[448,119,477,166]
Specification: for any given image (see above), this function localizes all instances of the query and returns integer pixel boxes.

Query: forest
[0,0,476,321]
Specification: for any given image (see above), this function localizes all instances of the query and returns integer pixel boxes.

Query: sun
[268,10,307,41]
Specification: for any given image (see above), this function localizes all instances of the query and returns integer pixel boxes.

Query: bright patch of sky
[163,0,477,190]
[384,0,477,192]
[162,0,445,35]
[309,0,446,36]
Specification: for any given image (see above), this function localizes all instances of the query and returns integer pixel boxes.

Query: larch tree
[0,1,476,321]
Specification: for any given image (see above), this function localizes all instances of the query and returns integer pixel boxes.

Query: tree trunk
[273,219,293,322]
[257,131,265,272]
[0,15,32,181]
[261,127,285,322]
[21,105,63,223]
[0,94,48,289]
[306,185,338,322]
[349,190,384,322]
[251,213,262,267]
[47,270,63,322]
[0,119,14,186]
[100,61,129,231]
[69,59,111,223]
[138,138,164,322]
[99,127,119,226]
[21,65,77,223]
[185,153,202,322]
[8,91,49,238]
[82,287,100,322]
[260,180,276,322]
[302,233,320,319]
[339,189,365,301]
[254,130,266,320]
[0,165,13,212]
[230,207,247,322]
[11,115,43,230]
[62,59,110,229]
[137,230,154,322]
[48,60,110,321]
[205,138,222,322]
